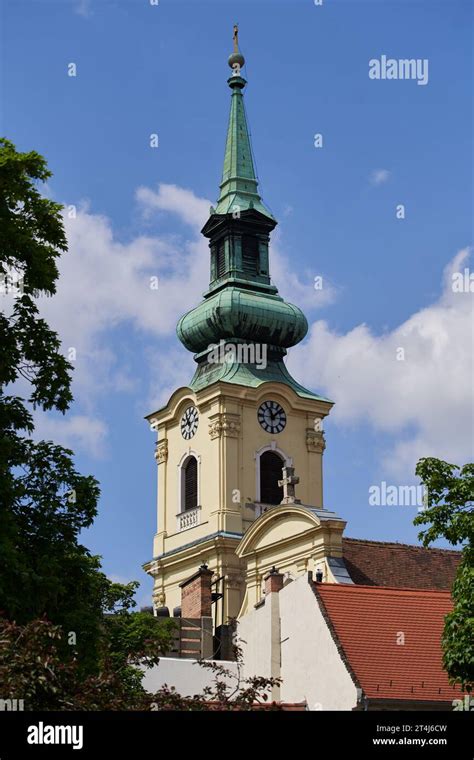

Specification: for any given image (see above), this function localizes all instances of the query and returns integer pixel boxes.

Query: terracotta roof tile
[313,582,463,703]
[343,537,460,590]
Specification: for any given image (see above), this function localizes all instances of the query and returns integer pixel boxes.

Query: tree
[0,613,177,710]
[0,617,279,711]
[0,138,108,671]
[414,457,474,691]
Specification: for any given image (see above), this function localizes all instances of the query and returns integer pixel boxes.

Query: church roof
[342,537,461,591]
[312,582,463,704]
[188,348,331,402]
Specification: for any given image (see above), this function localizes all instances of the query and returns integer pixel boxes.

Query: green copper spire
[174,28,330,405]
[214,25,274,220]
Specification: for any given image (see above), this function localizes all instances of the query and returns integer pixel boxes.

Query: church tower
[144,28,342,621]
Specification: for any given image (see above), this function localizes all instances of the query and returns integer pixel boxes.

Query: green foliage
[0,616,175,710]
[441,552,474,690]
[414,458,474,547]
[0,137,71,411]
[0,617,279,711]
[414,457,474,691]
[0,617,78,710]
[0,137,66,295]
[105,608,176,668]
[0,139,109,673]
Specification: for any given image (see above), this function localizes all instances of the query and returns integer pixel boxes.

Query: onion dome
[177,287,308,355]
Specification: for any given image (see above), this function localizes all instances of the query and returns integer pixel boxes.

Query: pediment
[237,505,322,557]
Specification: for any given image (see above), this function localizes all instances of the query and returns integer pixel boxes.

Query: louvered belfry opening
[184,456,198,511]
[216,240,226,278]
[241,234,259,274]
[260,451,284,505]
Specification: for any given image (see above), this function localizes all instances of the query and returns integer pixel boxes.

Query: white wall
[279,576,358,709]
[141,657,239,697]
[143,576,359,709]
[240,576,359,710]
[238,595,275,681]
[237,592,281,700]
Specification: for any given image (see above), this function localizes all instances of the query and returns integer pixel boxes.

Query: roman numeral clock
[258,400,287,434]
[181,406,199,440]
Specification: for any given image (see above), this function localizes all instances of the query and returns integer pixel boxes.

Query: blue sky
[2,0,473,605]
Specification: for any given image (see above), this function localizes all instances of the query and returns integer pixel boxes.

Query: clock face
[181,406,199,440]
[258,400,286,434]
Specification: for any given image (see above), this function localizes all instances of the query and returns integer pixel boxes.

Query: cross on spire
[278,466,301,505]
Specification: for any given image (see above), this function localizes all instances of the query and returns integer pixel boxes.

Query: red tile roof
[313,582,463,703]
[343,537,460,590]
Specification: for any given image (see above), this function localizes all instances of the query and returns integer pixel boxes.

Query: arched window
[260,451,284,505]
[183,456,198,511]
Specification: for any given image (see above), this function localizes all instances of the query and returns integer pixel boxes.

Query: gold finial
[228,24,245,71]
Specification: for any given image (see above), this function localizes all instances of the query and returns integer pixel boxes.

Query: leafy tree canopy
[0,141,157,680]
[415,457,474,691]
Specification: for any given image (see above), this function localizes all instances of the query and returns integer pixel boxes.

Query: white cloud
[369,168,390,186]
[75,0,92,18]
[270,229,338,311]
[135,183,210,229]
[30,185,212,455]
[289,248,474,478]
[146,345,195,413]
[37,187,210,403]
[272,257,338,311]
[33,413,108,459]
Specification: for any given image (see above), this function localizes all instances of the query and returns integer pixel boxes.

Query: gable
[252,513,317,550]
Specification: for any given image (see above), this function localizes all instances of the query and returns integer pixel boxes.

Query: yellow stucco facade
[235,504,347,616]
[143,379,351,620]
